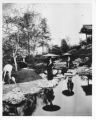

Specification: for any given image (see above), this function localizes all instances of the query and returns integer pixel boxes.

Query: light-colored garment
[3,64,13,81]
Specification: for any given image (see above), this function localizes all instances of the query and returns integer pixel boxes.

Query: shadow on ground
[42,105,60,111]
[81,84,92,96]
[62,90,74,96]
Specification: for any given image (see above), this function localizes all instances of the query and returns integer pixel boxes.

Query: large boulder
[3,88,37,116]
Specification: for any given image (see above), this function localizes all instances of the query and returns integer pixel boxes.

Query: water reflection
[67,78,74,92]
[43,88,55,106]
[43,105,60,111]
[62,90,74,96]
[62,76,74,96]
[81,84,92,96]
[42,88,60,111]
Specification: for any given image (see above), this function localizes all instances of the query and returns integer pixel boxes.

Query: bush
[33,63,47,74]
[3,56,14,67]
[25,55,34,64]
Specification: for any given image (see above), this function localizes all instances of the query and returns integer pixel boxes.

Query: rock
[16,94,37,116]
[39,73,47,79]
[30,87,42,94]
[3,88,26,105]
[76,66,88,74]
[3,92,37,116]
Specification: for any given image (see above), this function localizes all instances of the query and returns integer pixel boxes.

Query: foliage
[49,45,61,55]
[38,18,51,54]
[60,39,69,53]
[86,36,92,45]
[79,40,87,46]
[3,10,51,67]
[70,44,81,51]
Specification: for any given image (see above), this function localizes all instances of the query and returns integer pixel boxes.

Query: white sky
[3,3,92,46]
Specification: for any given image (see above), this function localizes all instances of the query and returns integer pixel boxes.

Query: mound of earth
[14,68,42,83]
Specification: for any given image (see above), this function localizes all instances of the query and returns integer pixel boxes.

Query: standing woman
[47,57,54,80]
[67,56,71,68]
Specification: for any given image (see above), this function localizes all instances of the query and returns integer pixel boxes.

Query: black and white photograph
[2,1,93,117]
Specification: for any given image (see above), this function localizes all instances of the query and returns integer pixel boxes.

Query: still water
[32,75,92,116]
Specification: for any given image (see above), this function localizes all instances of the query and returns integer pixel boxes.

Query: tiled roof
[80,25,92,34]
[83,25,92,30]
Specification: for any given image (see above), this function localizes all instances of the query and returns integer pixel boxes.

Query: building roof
[80,25,92,35]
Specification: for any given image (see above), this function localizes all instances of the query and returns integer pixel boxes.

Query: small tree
[38,18,51,54]
[61,39,69,53]
[3,15,27,71]
[3,10,52,69]
[3,16,19,71]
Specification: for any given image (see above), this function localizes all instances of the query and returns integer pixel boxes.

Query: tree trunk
[13,53,18,71]
[28,32,30,55]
